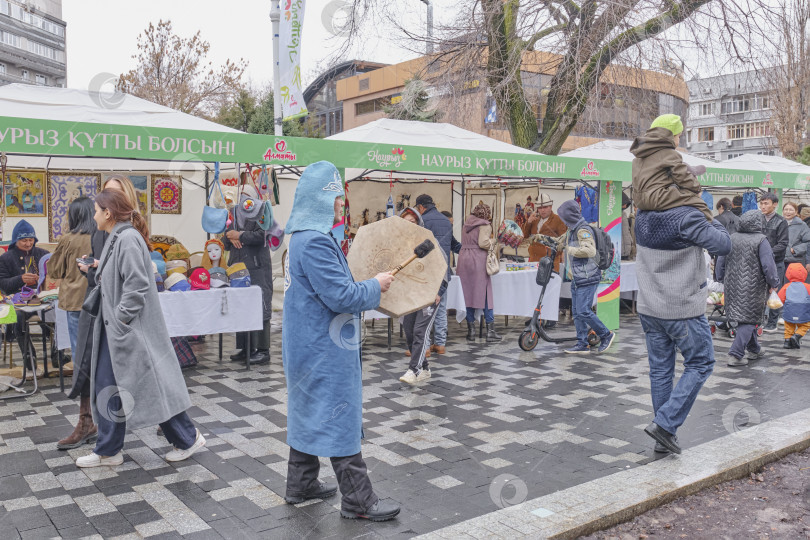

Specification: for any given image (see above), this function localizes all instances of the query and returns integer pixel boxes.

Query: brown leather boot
[56,396,98,450]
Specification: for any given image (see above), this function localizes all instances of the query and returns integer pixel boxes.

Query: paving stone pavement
[0,313,806,539]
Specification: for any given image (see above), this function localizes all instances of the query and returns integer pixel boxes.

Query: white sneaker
[165,429,206,462]
[76,451,124,468]
[416,368,431,382]
[399,369,418,385]
[778,318,785,326]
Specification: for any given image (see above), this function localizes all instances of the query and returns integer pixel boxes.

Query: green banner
[596,180,621,331]
[2,115,810,190]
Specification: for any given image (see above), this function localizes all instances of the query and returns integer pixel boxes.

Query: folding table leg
[245,333,251,371]
[219,334,223,362]
[387,319,393,350]
[58,350,64,393]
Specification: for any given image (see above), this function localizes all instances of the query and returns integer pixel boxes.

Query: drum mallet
[391,240,435,275]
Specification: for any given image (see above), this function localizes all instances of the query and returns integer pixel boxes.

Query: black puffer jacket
[0,244,49,294]
[223,220,273,320]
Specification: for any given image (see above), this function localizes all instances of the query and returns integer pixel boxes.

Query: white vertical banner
[279,0,308,120]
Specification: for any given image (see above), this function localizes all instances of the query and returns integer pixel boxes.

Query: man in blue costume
[282,161,400,521]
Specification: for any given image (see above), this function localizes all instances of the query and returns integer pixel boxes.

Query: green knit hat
[650,114,683,136]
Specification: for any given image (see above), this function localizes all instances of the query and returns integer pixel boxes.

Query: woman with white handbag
[456,201,501,342]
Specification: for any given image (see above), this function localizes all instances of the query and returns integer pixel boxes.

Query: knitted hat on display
[166,260,188,276]
[150,251,166,276]
[165,273,191,292]
[155,273,165,292]
[209,267,229,288]
[649,114,683,136]
[226,262,249,278]
[165,244,191,261]
[189,268,211,290]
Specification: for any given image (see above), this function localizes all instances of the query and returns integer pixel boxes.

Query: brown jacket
[49,231,92,311]
[521,212,567,269]
[630,127,712,220]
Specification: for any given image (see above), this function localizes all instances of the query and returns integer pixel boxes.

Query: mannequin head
[201,238,226,269]
[206,242,222,264]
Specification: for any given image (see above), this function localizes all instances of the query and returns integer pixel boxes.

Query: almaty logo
[581,161,600,177]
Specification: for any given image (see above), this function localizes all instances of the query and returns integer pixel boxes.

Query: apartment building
[0,0,66,88]
[686,70,777,161]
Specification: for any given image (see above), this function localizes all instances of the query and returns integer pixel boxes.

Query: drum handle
[391,255,418,276]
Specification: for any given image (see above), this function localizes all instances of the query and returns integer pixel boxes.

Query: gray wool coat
[89,222,191,431]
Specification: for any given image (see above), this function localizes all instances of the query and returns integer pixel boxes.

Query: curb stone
[418,407,810,539]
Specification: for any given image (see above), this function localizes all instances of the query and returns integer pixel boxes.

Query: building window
[35,74,46,85]
[21,69,28,80]
[686,130,692,143]
[27,40,64,62]
[727,153,745,159]
[0,63,5,74]
[355,96,391,116]
[721,96,751,114]
[728,121,770,140]
[698,127,714,142]
[700,103,715,116]
[0,30,21,48]
[757,150,776,156]
[0,0,8,16]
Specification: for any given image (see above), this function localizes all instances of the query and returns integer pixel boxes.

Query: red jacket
[778,263,810,303]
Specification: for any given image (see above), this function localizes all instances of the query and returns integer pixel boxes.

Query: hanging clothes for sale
[742,191,758,213]
[575,185,599,223]
[700,190,713,211]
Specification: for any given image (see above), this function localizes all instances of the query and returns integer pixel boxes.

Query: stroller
[707,292,763,339]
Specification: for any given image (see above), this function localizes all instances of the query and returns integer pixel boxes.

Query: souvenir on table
[209,267,229,288]
[150,251,167,276]
[4,170,47,216]
[155,273,165,292]
[151,175,182,214]
[47,173,101,242]
[166,261,188,276]
[189,268,211,291]
[201,239,225,269]
[227,262,251,288]
[497,219,525,249]
[164,273,190,292]
[165,244,190,263]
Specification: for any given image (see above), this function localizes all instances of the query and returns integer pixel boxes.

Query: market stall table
[365,265,563,346]
[159,287,264,369]
[0,303,55,400]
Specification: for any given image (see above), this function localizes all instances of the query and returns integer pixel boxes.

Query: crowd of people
[0,113,808,522]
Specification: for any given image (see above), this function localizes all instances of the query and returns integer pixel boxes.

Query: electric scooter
[519,236,600,351]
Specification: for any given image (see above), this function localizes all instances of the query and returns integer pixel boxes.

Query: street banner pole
[269,1,283,136]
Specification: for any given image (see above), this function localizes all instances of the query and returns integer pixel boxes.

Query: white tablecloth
[365,267,562,323]
[54,287,263,351]
[158,287,264,337]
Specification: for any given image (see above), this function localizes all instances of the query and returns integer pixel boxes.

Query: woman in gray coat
[75,189,205,468]
[784,202,810,268]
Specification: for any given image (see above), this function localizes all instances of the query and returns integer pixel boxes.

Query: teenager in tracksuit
[398,207,448,385]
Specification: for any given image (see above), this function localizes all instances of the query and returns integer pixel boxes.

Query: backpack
[591,225,615,271]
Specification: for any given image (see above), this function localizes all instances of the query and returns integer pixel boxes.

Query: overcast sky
[63,0,446,92]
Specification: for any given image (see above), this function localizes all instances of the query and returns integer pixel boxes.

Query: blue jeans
[432,291,448,346]
[639,314,715,435]
[466,297,493,324]
[94,327,197,456]
[571,281,610,346]
[66,310,81,354]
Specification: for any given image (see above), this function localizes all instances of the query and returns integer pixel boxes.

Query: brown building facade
[331,52,689,152]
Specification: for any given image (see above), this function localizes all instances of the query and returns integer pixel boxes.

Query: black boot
[486,323,501,342]
[230,349,250,361]
[466,321,475,342]
[790,334,802,349]
[249,349,270,365]
[784,339,793,349]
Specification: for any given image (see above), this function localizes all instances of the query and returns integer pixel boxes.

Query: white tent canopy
[725,154,810,174]
[327,118,539,156]
[560,138,716,168]
[0,85,247,250]
[0,84,240,172]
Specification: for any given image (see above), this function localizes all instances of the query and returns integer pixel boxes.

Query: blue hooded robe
[283,161,381,457]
